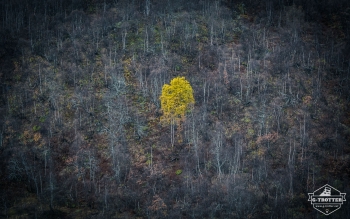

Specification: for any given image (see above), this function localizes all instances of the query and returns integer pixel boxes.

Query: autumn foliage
[159,77,194,124]
[1,0,350,218]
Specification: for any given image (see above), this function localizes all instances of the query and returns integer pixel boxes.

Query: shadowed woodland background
[0,0,350,218]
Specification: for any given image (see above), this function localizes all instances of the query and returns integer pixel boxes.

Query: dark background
[0,0,349,218]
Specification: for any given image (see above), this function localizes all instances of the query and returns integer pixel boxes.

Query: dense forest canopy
[0,0,349,218]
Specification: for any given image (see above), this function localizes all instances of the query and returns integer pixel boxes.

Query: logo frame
[308,184,346,215]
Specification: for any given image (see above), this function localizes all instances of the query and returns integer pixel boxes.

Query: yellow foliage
[33,132,41,142]
[160,77,194,124]
[302,95,312,105]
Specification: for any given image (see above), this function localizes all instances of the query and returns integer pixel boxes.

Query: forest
[0,0,349,218]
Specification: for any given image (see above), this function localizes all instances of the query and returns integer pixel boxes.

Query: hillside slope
[0,0,349,218]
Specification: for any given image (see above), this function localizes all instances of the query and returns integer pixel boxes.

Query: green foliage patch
[175,169,182,175]
[32,125,41,132]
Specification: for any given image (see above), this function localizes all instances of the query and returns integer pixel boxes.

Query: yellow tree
[160,77,195,146]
